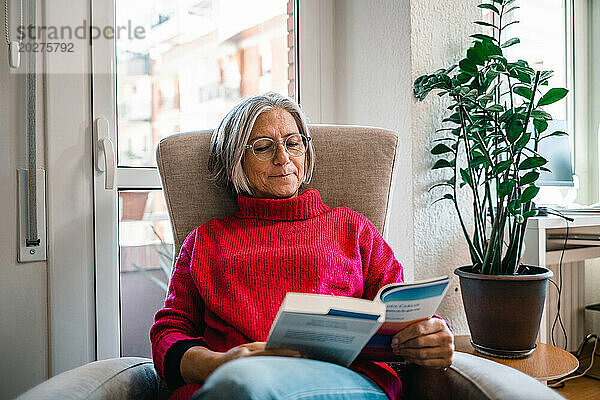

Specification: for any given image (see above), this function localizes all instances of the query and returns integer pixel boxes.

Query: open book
[265,276,450,366]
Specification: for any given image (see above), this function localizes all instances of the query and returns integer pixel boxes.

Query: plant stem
[508,75,515,112]
[451,140,484,265]
[485,179,494,237]
[520,71,542,142]
[458,105,487,251]
[481,199,505,274]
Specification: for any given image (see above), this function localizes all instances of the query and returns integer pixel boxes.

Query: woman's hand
[219,341,303,364]
[390,318,454,369]
[181,342,303,384]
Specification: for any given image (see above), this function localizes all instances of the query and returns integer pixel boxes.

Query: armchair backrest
[156,124,398,256]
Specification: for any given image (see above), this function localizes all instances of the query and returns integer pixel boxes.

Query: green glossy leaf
[471,33,497,42]
[498,179,516,197]
[492,160,512,175]
[537,88,568,107]
[512,70,531,84]
[533,119,548,134]
[428,180,455,191]
[540,166,551,172]
[505,5,520,13]
[520,171,540,185]
[432,193,455,205]
[530,109,553,120]
[444,65,458,75]
[539,70,554,82]
[508,199,522,213]
[460,168,472,187]
[466,88,479,99]
[499,109,514,122]
[501,38,520,48]
[456,73,472,84]
[547,130,568,137]
[474,21,498,29]
[519,156,547,170]
[513,85,532,100]
[507,120,523,143]
[523,210,537,218]
[485,70,500,83]
[514,59,534,71]
[487,104,504,112]
[478,3,500,14]
[432,159,455,169]
[520,185,540,203]
[442,112,461,124]
[459,58,478,74]
[431,143,453,155]
[501,20,519,30]
[482,39,502,58]
[488,61,506,73]
[470,155,488,168]
[467,43,486,66]
[492,146,510,156]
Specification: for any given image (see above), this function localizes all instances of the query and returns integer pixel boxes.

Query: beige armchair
[17,125,564,400]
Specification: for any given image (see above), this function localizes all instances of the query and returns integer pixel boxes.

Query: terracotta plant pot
[454,265,553,358]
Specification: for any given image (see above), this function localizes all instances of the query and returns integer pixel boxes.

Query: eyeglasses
[245,133,311,161]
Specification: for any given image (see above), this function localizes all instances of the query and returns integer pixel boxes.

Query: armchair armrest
[16,357,171,400]
[18,353,565,400]
[400,352,565,400]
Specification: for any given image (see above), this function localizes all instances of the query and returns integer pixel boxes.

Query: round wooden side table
[455,335,579,382]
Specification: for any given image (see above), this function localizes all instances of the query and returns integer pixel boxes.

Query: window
[93,0,298,357]
[501,0,569,122]
[482,1,574,203]
[115,0,297,167]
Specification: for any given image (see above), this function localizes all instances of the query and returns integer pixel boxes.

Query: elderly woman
[150,93,453,400]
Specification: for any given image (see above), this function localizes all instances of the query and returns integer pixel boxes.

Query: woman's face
[243,108,305,199]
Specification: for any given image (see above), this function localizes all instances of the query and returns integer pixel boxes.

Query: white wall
[409,0,479,333]
[331,0,415,282]
[0,18,48,400]
[320,0,477,331]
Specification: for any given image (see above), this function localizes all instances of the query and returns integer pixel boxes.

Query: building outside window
[113,0,297,357]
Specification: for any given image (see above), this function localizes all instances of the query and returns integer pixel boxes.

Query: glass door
[91,0,297,358]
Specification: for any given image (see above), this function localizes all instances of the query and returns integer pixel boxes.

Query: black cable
[549,334,599,388]
[573,334,600,381]
[549,278,567,349]
[552,219,568,350]
[538,207,575,350]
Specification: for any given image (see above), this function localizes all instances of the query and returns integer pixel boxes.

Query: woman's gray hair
[208,92,314,195]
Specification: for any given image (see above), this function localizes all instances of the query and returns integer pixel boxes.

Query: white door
[90,0,298,358]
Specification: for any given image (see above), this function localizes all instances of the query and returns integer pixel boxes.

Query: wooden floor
[552,341,600,400]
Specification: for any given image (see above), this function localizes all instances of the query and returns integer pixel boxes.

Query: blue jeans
[190,356,389,400]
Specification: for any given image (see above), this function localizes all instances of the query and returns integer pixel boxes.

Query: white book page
[265,311,383,366]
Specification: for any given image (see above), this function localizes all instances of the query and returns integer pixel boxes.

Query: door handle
[94,117,116,190]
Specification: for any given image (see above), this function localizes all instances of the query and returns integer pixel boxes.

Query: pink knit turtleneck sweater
[150,189,405,400]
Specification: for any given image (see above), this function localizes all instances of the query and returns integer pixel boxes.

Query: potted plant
[413,0,567,358]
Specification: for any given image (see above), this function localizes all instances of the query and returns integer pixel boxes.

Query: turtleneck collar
[235,189,330,221]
